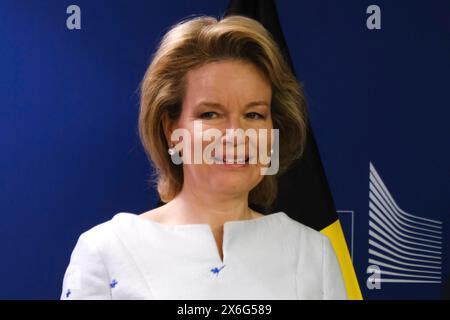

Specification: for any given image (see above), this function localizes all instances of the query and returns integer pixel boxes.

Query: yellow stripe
[321,220,363,300]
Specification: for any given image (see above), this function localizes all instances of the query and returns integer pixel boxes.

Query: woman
[60,15,347,300]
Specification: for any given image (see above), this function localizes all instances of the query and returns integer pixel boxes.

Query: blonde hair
[139,15,308,208]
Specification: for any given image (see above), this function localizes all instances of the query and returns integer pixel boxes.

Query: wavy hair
[139,15,308,208]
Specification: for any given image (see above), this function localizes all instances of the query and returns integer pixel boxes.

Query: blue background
[0,0,448,299]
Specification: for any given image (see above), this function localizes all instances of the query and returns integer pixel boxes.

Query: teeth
[213,157,247,164]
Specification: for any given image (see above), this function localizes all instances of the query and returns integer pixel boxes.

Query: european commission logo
[367,162,443,289]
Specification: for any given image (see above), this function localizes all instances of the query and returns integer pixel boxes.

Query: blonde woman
[60,15,347,300]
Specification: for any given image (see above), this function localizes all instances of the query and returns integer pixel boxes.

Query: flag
[225,0,362,300]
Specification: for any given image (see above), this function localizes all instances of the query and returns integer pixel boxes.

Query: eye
[246,112,265,120]
[199,111,219,119]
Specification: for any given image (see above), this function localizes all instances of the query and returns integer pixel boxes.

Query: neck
[168,184,252,229]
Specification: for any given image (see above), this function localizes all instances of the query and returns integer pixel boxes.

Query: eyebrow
[195,100,270,109]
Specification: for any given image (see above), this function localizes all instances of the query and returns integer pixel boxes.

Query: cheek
[180,122,219,156]
[254,127,274,156]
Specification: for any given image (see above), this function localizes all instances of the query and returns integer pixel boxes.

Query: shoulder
[276,211,331,247]
[62,213,137,282]
[77,216,114,244]
[61,212,143,300]
[74,212,136,252]
[276,212,336,272]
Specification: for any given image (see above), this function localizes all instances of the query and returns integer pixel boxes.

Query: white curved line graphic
[368,163,443,284]
[369,162,442,226]
[370,183,442,236]
[369,229,441,260]
[369,258,441,275]
[369,239,441,265]
[370,212,442,249]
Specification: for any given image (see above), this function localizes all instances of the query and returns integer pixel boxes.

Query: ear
[162,112,177,147]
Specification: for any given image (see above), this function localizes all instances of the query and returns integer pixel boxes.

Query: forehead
[182,60,272,108]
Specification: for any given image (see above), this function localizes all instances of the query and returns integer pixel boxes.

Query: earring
[270,148,274,155]
[168,143,183,165]
[168,144,176,155]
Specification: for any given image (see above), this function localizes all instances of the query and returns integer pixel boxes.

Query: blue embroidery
[210,265,225,276]
[110,279,118,288]
[65,289,71,298]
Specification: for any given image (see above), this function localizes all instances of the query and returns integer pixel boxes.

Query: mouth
[212,155,251,165]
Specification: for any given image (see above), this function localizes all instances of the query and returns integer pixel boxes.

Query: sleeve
[60,233,112,300]
[322,236,348,300]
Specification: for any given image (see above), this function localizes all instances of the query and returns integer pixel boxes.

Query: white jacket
[60,212,347,299]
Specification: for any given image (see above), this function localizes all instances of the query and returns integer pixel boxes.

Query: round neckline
[116,211,285,229]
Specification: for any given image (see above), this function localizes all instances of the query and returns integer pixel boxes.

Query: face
[167,59,273,198]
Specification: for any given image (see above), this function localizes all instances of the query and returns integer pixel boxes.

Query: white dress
[60,211,347,300]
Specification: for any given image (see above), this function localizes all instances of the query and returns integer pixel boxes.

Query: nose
[220,115,247,146]
[222,115,245,144]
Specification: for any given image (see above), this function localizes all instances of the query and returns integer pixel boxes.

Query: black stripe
[225,0,338,230]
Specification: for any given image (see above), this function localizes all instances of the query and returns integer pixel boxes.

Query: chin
[211,174,256,194]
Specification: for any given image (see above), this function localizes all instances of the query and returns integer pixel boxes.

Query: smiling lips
[213,155,251,165]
